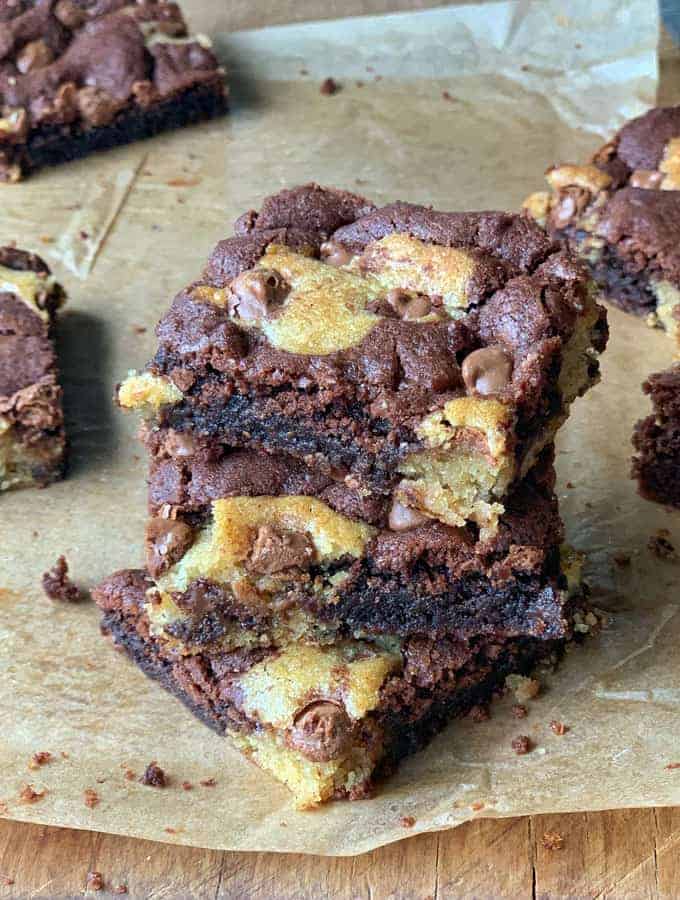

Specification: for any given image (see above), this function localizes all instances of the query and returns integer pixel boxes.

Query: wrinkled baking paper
[1,0,675,857]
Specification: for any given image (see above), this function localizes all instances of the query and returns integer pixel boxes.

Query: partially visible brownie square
[632,362,680,509]
[0,246,66,490]
[523,106,680,337]
[0,1,228,182]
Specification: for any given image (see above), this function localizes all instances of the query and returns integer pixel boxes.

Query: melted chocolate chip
[145,518,194,579]
[245,525,315,575]
[16,39,53,74]
[53,0,87,28]
[289,700,352,761]
[388,499,428,531]
[629,169,664,189]
[320,240,354,267]
[461,345,513,396]
[386,288,431,320]
[227,269,288,322]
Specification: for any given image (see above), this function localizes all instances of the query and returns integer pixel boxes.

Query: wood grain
[1,808,678,898]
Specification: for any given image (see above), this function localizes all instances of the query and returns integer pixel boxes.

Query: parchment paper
[1,0,676,857]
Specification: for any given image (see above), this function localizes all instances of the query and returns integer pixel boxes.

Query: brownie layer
[132,447,583,647]
[0,1,227,181]
[632,363,680,508]
[95,568,571,807]
[0,245,66,489]
[121,184,606,532]
[523,106,680,332]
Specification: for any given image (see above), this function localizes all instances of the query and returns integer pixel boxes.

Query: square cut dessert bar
[119,184,607,536]
[0,245,66,490]
[524,106,680,337]
[94,555,586,808]
[0,1,227,182]
[632,363,680,509]
[139,442,578,651]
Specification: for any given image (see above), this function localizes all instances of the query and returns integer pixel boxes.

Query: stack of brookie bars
[93,184,608,807]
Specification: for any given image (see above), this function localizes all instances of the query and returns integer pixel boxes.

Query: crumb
[140,762,166,787]
[166,177,201,188]
[60,751,69,759]
[442,90,456,102]
[164,827,177,834]
[299,67,308,75]
[41,556,81,603]
[565,481,574,488]
[199,777,216,788]
[550,720,568,736]
[575,42,582,48]
[355,80,364,87]
[19,784,46,804]
[511,704,528,719]
[39,235,54,244]
[28,751,52,770]
[648,529,677,560]
[123,768,136,781]
[470,801,484,811]
[0,875,14,886]
[86,871,104,892]
[506,675,540,702]
[520,63,529,71]
[469,704,490,722]
[0,801,8,815]
[79,230,89,240]
[112,886,128,895]
[400,815,416,828]
[84,788,99,808]
[132,325,147,335]
[542,831,564,850]
[374,74,382,81]
[320,77,339,95]
[613,552,631,567]
[181,781,193,791]
[665,762,680,770]
[511,735,532,755]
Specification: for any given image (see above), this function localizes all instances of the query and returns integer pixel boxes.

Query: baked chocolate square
[0,245,66,489]
[0,1,227,181]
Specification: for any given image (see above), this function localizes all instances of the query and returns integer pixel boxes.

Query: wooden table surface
[1,9,677,900]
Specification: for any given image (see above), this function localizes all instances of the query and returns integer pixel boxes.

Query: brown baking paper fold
[1,0,677,857]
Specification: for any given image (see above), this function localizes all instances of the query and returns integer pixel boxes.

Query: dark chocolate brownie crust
[632,363,680,508]
[138,184,606,497]
[95,567,567,799]
[0,245,66,487]
[0,1,227,180]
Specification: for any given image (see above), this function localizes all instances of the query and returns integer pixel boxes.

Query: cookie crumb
[28,751,52,770]
[550,720,568,736]
[665,762,680,770]
[42,555,81,602]
[511,735,532,755]
[86,871,104,891]
[469,704,490,722]
[164,826,177,834]
[648,529,677,560]
[112,886,128,895]
[19,784,46,804]
[441,90,456,102]
[140,762,166,787]
[181,781,193,791]
[0,875,15,887]
[400,815,416,828]
[320,77,339,95]
[84,788,99,808]
[132,325,147,335]
[511,704,528,719]
[542,831,564,850]
[506,675,540,702]
[470,801,485,811]
[123,767,136,781]
[199,777,217,788]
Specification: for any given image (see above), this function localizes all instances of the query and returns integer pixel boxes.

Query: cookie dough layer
[632,363,680,508]
[0,1,227,181]
[119,184,607,533]
[0,246,66,490]
[95,568,578,808]
[523,106,680,335]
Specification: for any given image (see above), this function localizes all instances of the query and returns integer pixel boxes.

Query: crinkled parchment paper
[1,0,677,857]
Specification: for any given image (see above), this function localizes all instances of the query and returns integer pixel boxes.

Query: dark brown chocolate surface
[0,244,66,484]
[632,363,680,508]
[0,1,227,179]
[143,184,606,492]
[94,566,568,799]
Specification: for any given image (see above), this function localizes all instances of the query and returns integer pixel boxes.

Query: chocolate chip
[77,86,119,127]
[227,269,288,323]
[388,499,428,531]
[54,0,87,28]
[289,701,352,761]
[245,525,315,575]
[320,240,354,267]
[461,345,513,396]
[386,288,431,320]
[145,518,194,579]
[16,40,54,74]
[629,169,663,189]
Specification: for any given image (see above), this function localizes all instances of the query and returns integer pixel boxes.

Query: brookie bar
[94,563,585,808]
[119,184,607,535]
[0,0,227,182]
[524,106,680,337]
[0,245,66,490]
[632,363,680,509]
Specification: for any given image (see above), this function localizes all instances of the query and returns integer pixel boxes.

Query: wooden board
[1,809,680,898]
